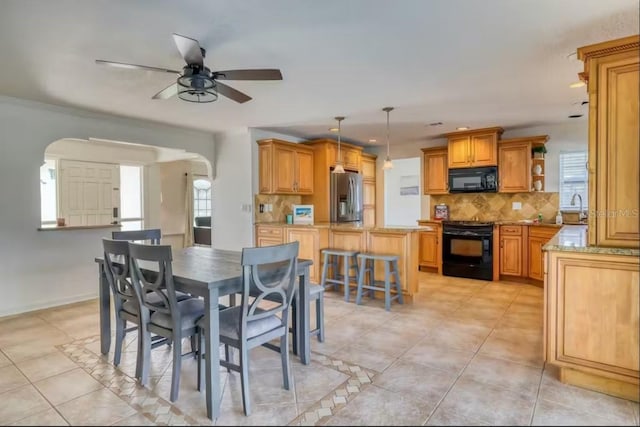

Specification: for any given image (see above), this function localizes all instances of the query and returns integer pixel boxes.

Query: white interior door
[59,160,120,226]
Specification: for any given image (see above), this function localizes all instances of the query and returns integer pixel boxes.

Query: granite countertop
[255,222,428,233]
[543,225,640,256]
[494,220,563,227]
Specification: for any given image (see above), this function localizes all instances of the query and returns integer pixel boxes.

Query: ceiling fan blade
[152,83,178,100]
[95,59,180,74]
[214,69,283,81]
[172,33,204,67]
[215,82,252,103]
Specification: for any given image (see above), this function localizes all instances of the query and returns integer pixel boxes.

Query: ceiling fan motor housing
[177,66,217,102]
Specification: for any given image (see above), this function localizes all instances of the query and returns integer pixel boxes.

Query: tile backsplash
[254,194,301,223]
[430,192,559,222]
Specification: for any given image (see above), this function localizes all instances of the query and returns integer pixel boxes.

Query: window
[120,165,143,230]
[193,178,211,219]
[559,151,588,211]
[40,159,57,224]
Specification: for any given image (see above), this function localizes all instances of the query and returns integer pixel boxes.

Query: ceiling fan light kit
[95,33,282,104]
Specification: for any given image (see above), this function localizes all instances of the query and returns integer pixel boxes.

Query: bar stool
[320,249,359,302]
[291,283,325,345]
[355,253,404,311]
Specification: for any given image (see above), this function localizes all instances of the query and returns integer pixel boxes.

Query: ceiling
[0,0,637,146]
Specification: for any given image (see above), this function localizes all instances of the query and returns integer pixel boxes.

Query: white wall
[211,129,254,251]
[45,138,158,165]
[0,95,215,317]
[383,157,422,226]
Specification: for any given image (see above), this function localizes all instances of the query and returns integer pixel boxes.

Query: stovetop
[442,220,495,227]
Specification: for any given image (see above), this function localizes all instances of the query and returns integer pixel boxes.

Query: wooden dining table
[95,246,313,420]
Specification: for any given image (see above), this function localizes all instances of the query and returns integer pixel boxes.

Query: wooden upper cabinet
[361,154,376,181]
[361,152,377,227]
[445,127,503,168]
[499,136,548,193]
[257,139,314,195]
[421,147,448,194]
[578,35,640,248]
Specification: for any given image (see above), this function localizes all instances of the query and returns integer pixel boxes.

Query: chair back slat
[112,229,162,245]
[128,243,179,326]
[240,242,298,335]
[102,238,138,312]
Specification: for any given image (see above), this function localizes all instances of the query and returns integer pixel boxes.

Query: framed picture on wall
[292,205,314,225]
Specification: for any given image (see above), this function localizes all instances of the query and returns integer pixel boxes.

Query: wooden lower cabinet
[545,249,639,401]
[284,227,328,284]
[529,227,559,281]
[500,234,523,276]
[419,231,439,269]
[367,231,419,295]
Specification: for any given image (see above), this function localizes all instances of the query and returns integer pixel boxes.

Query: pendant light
[333,116,346,174]
[382,107,394,170]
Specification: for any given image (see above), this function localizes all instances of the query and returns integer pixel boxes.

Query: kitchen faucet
[570,193,586,222]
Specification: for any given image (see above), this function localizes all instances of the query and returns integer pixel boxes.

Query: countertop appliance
[448,166,498,193]
[442,220,494,281]
[330,171,363,223]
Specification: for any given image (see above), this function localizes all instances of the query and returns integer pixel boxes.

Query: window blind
[559,151,588,210]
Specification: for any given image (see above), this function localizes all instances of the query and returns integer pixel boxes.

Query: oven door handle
[443,230,492,237]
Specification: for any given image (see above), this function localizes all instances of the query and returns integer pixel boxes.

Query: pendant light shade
[332,116,346,174]
[382,107,394,170]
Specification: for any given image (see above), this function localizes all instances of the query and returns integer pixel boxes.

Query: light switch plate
[512,202,522,210]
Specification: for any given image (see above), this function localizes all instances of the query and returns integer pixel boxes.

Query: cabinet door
[595,55,640,247]
[361,157,376,180]
[423,150,448,194]
[286,228,319,283]
[274,145,296,193]
[528,237,546,280]
[448,136,470,168]
[500,235,522,276]
[471,133,498,166]
[343,148,361,171]
[363,207,375,227]
[419,232,438,268]
[499,143,531,192]
[258,145,273,194]
[257,237,283,247]
[295,149,314,194]
[363,181,375,206]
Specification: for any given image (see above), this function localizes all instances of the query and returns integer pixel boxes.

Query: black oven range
[442,220,494,281]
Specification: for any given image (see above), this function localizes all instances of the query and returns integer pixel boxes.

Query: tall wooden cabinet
[258,139,314,195]
[444,127,503,168]
[361,153,377,227]
[578,35,640,248]
[421,147,448,194]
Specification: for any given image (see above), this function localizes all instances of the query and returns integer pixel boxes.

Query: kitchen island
[254,222,424,300]
[543,225,639,402]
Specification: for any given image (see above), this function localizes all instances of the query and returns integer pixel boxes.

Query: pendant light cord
[386,109,390,158]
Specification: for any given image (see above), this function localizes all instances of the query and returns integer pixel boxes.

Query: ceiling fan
[95,33,283,103]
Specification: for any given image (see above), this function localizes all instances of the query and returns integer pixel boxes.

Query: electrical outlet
[266,204,272,212]
[512,202,522,210]
[259,203,264,213]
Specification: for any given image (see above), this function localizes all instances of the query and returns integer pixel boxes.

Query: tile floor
[0,272,637,426]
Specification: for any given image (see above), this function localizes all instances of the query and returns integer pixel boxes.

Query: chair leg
[140,325,152,387]
[320,252,329,291]
[114,317,125,367]
[190,335,197,359]
[343,255,350,302]
[197,331,203,392]
[224,344,231,373]
[355,257,365,305]
[280,331,291,390]
[170,337,182,402]
[317,295,325,342]
[291,299,297,350]
[384,261,391,312]
[135,324,144,379]
[393,260,404,304]
[240,345,251,416]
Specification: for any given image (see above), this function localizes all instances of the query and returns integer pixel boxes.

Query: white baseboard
[0,292,98,319]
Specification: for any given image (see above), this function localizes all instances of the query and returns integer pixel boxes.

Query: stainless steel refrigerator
[330,172,363,223]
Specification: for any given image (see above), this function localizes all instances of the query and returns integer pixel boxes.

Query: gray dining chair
[112,229,162,244]
[128,242,205,402]
[196,241,299,416]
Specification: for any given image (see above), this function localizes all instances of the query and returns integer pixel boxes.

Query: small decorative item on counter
[533,180,542,191]
[434,203,449,221]
[555,211,563,225]
[292,204,314,225]
[286,214,293,224]
[537,213,543,223]
[56,217,66,226]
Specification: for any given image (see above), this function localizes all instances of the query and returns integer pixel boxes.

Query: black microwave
[448,166,498,193]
